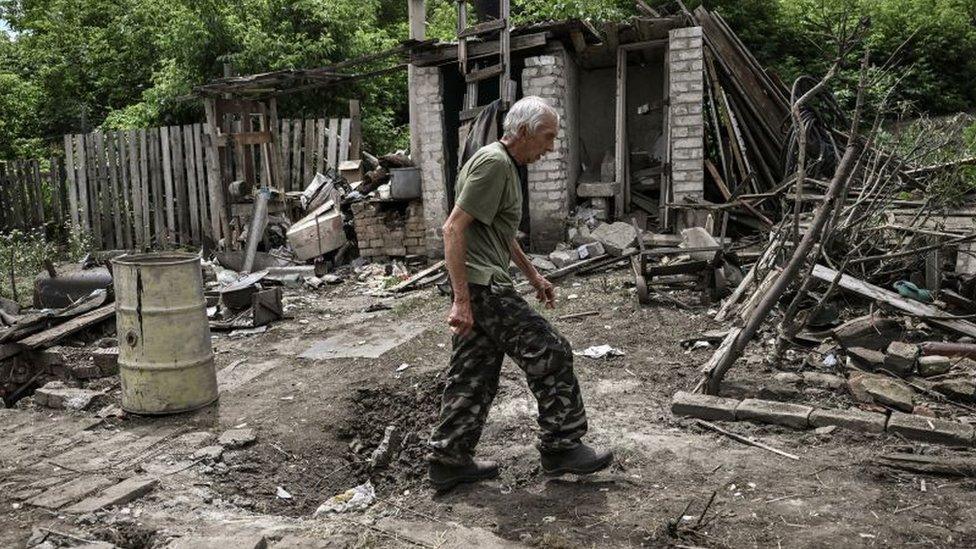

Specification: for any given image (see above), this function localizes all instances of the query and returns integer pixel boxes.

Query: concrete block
[847,347,885,370]
[170,536,268,549]
[64,477,159,514]
[671,391,739,421]
[591,222,637,256]
[808,407,886,433]
[577,241,604,259]
[885,341,918,375]
[803,372,846,391]
[933,379,976,402]
[549,249,580,268]
[93,347,119,376]
[918,355,951,377]
[34,381,100,411]
[27,476,114,510]
[887,411,975,446]
[218,428,256,448]
[735,398,813,429]
[848,373,914,412]
[833,314,905,350]
[576,182,618,198]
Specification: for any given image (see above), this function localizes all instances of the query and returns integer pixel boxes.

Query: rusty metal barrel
[112,252,218,414]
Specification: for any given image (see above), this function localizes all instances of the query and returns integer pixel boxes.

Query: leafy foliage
[0,0,974,163]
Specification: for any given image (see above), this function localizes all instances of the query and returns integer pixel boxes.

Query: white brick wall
[668,27,705,202]
[522,44,579,252]
[412,66,448,257]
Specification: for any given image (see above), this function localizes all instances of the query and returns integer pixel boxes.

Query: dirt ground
[4,268,976,548]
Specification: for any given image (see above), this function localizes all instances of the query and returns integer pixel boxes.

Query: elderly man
[428,96,613,491]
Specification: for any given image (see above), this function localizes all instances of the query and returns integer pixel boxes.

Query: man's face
[522,114,558,163]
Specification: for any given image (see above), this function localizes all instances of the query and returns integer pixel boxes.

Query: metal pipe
[241,187,271,274]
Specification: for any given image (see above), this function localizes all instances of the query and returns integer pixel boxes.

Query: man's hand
[531,275,556,309]
[448,299,475,337]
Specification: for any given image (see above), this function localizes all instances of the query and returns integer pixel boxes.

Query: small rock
[773,372,803,385]
[918,355,951,377]
[814,425,837,435]
[531,256,556,272]
[33,381,100,411]
[218,428,256,449]
[804,372,845,390]
[192,445,224,461]
[576,241,605,259]
[369,425,404,469]
[884,341,918,376]
[569,225,596,247]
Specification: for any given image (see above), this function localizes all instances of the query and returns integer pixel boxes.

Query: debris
[287,199,347,261]
[574,345,625,359]
[557,310,600,321]
[671,391,739,421]
[64,477,159,514]
[218,428,257,449]
[391,260,446,293]
[549,249,579,269]
[919,341,976,359]
[531,256,557,272]
[369,425,404,469]
[848,373,914,412]
[276,486,293,500]
[313,480,376,516]
[736,398,813,429]
[847,347,885,370]
[893,280,934,303]
[94,404,125,419]
[803,372,845,391]
[884,341,918,376]
[874,452,976,477]
[808,407,886,433]
[933,379,976,402]
[814,425,837,435]
[229,326,269,337]
[917,355,952,377]
[395,363,410,373]
[576,242,605,260]
[192,445,224,461]
[694,419,799,461]
[33,381,100,411]
[591,222,637,256]
[886,411,975,446]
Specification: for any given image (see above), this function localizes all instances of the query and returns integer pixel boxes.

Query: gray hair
[502,96,559,139]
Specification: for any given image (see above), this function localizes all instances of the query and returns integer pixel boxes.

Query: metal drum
[112,253,218,414]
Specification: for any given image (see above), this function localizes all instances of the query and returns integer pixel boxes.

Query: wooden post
[614,46,628,217]
[204,97,229,246]
[192,124,211,244]
[327,118,339,170]
[184,125,201,245]
[268,98,283,190]
[160,125,175,247]
[118,132,133,249]
[76,134,90,234]
[106,133,124,247]
[339,118,351,164]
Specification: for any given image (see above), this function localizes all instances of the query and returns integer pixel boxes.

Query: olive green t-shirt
[455,142,522,286]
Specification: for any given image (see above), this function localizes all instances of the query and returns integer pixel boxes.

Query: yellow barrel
[112,253,218,414]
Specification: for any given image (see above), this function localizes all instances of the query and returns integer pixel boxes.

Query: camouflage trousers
[428,283,588,465]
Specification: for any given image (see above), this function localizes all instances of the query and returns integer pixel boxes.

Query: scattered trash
[575,345,626,359]
[395,363,411,373]
[276,486,293,500]
[313,481,376,516]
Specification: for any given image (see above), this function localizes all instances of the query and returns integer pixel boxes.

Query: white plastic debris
[395,363,411,373]
[823,353,838,368]
[574,345,625,359]
[276,486,293,499]
[313,481,376,516]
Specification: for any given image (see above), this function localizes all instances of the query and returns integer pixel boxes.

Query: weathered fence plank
[290,118,302,191]
[183,125,201,244]
[327,118,339,172]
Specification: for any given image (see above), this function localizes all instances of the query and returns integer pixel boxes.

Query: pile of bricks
[351,199,427,259]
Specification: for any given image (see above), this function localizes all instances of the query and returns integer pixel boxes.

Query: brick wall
[352,200,427,259]
[521,44,579,252]
[412,66,449,257]
[667,26,705,228]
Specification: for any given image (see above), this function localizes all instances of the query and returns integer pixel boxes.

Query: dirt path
[3,271,976,547]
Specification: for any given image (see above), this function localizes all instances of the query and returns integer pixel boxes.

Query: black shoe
[540,444,613,476]
[428,459,499,491]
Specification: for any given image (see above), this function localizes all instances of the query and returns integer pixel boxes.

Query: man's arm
[510,238,555,308]
[443,205,476,336]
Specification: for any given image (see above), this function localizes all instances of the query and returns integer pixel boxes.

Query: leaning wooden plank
[184,125,201,245]
[203,99,228,244]
[290,119,303,191]
[18,304,115,350]
[391,260,446,293]
[192,124,211,243]
[327,118,339,170]
[338,118,351,164]
[63,135,79,229]
[160,126,175,247]
[127,129,144,248]
[106,132,124,248]
[811,264,976,339]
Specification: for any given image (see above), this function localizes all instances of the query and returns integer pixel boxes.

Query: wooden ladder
[456,0,513,117]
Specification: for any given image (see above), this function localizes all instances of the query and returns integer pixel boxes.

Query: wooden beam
[614,46,628,216]
[411,32,547,66]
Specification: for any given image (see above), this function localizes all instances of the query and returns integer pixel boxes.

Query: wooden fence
[0,158,69,235]
[1,116,353,249]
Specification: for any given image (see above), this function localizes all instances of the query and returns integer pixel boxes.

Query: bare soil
[4,269,976,547]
